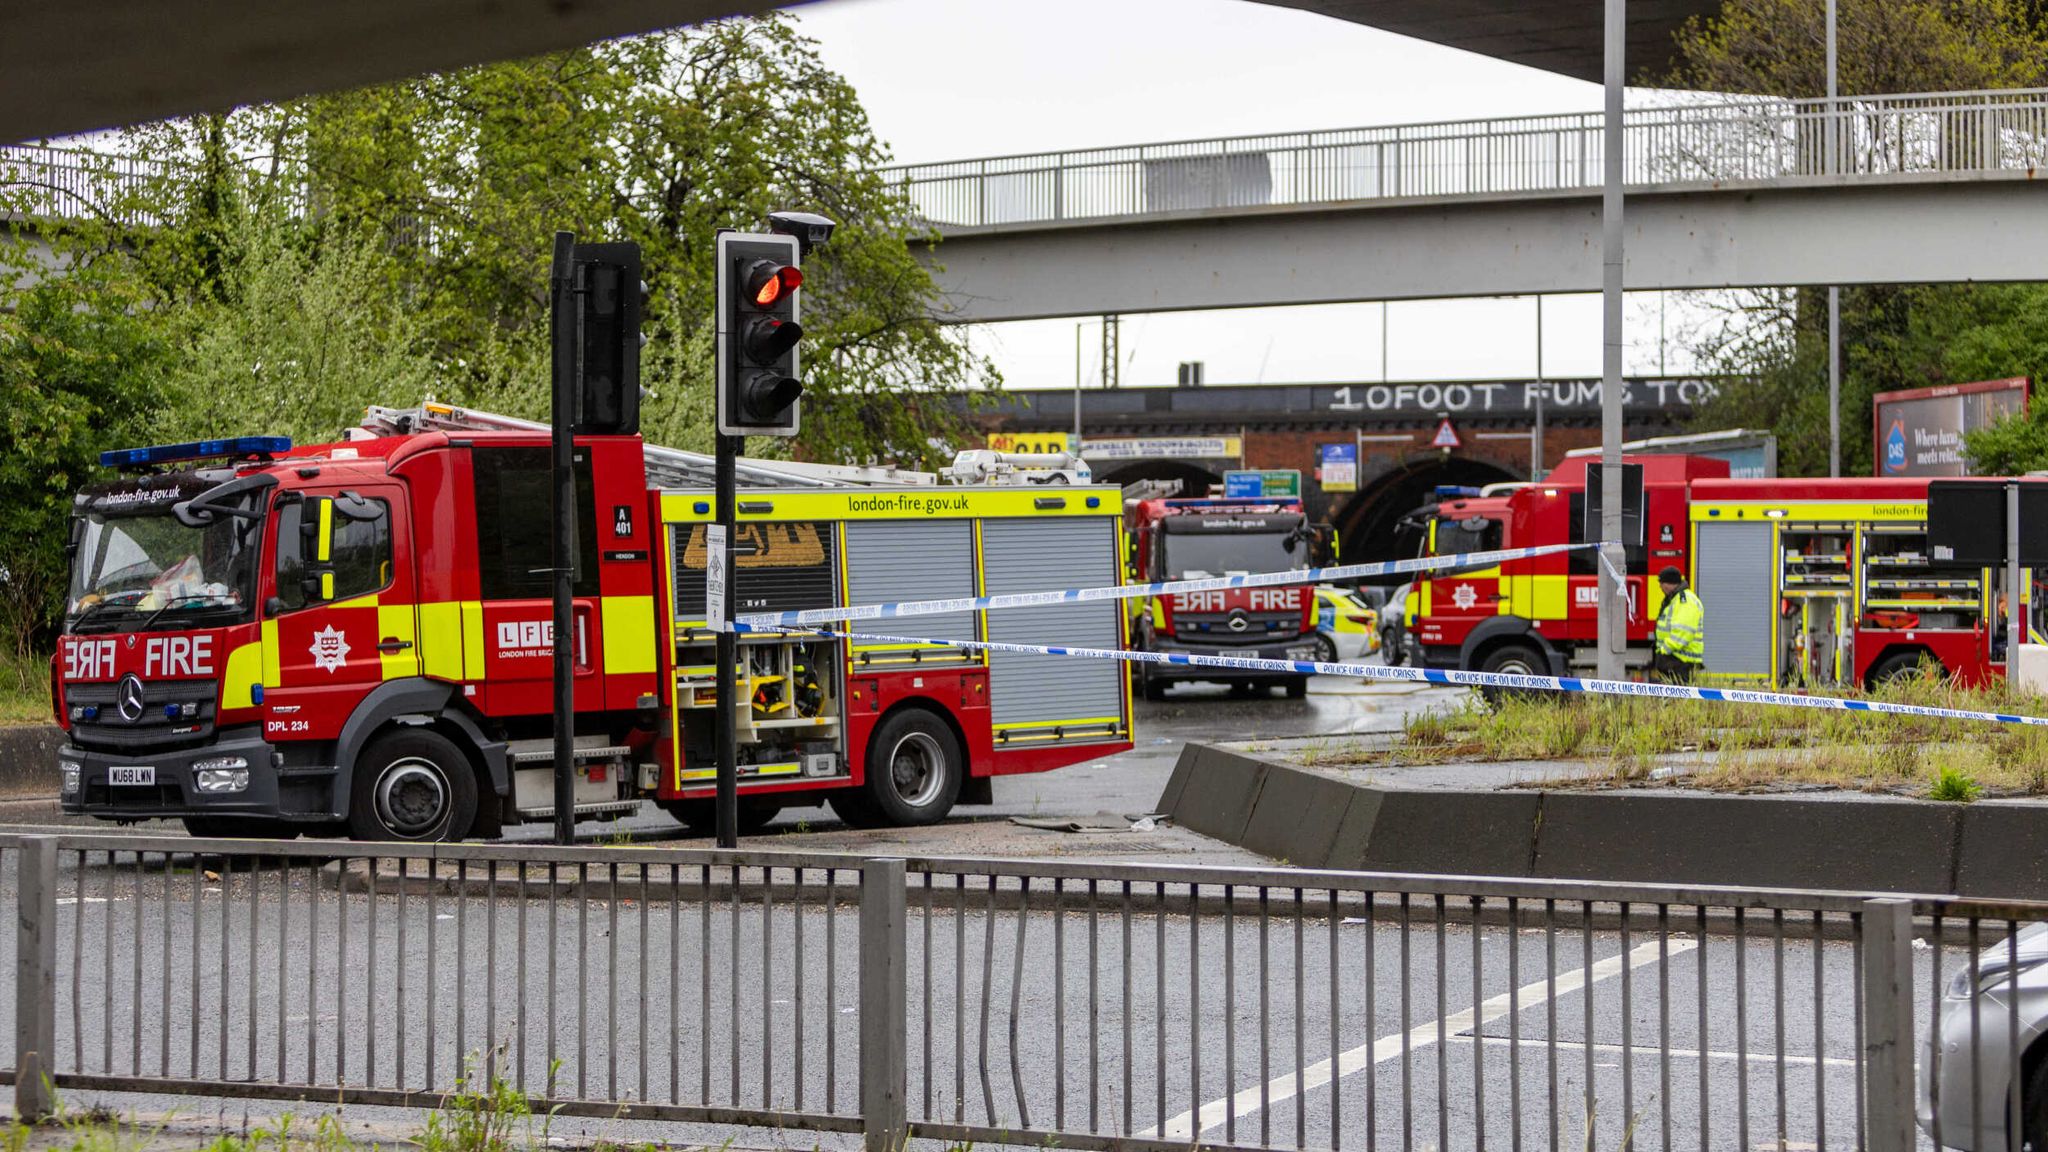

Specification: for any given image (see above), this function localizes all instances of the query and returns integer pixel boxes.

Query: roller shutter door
[1694,521,1773,676]
[844,520,978,663]
[980,517,1125,741]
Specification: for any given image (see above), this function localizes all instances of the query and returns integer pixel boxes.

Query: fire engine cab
[55,404,1132,840]
[1125,496,1319,699]
[1409,455,2030,689]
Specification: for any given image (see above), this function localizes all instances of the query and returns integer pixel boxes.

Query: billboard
[1873,378,2029,477]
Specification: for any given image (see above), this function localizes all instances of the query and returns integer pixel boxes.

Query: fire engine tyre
[1284,677,1309,699]
[1477,643,1548,705]
[1140,671,1169,701]
[347,728,479,842]
[1867,649,1942,690]
[861,709,964,827]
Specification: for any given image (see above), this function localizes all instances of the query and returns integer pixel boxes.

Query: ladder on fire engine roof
[357,401,937,489]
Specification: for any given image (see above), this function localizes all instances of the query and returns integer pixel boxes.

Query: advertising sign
[1082,436,1242,460]
[988,432,1078,455]
[1318,443,1358,492]
[1223,469,1301,498]
[1873,378,2028,477]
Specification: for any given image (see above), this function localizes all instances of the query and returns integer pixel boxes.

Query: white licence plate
[1225,648,1264,658]
[108,766,155,787]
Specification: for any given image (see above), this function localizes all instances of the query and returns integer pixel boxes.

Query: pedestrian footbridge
[885,90,2048,321]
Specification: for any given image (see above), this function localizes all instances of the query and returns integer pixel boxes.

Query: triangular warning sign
[1431,418,1461,449]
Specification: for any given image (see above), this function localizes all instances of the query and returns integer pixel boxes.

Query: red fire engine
[1125,496,1319,699]
[1408,455,2025,689]
[54,404,1132,841]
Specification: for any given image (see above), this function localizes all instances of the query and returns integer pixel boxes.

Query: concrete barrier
[1161,742,2048,898]
[1532,791,1958,893]
[0,725,61,799]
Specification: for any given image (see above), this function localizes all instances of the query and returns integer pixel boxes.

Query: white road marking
[1144,935,1696,1140]
[1451,1033,1860,1069]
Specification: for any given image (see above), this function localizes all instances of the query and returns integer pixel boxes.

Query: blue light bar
[1433,485,1484,498]
[100,436,292,469]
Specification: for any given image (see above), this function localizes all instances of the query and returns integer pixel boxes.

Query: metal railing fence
[884,87,2048,228]
[10,89,2048,238]
[3,831,2043,1152]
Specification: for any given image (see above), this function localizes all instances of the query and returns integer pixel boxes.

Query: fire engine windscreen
[1159,516,1309,579]
[67,479,263,632]
[1433,516,1502,556]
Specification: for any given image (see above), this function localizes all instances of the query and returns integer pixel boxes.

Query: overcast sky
[792,0,1717,391]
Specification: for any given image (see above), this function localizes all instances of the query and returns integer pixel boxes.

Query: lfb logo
[497,620,552,650]
[1883,418,1908,474]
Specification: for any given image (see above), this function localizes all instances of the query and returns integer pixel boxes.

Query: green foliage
[1662,0,2048,475]
[1689,283,2048,477]
[1928,764,1984,803]
[158,213,440,445]
[1661,0,2048,95]
[0,13,982,651]
[0,269,167,664]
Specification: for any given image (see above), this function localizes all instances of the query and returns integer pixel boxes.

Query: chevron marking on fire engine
[769,627,2048,729]
[731,541,1595,630]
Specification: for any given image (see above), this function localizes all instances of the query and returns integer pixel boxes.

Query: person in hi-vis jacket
[1651,565,1704,684]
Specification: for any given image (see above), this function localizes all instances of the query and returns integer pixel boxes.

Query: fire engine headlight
[60,760,80,794]
[193,757,250,794]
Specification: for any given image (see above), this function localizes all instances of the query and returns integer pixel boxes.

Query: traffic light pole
[548,231,579,846]
[714,432,740,849]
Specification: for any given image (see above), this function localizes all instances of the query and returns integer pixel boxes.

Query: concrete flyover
[0,1,1708,150]
[896,91,2048,322]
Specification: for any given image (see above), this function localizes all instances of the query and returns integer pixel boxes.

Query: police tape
[732,541,1595,630]
[750,625,2048,729]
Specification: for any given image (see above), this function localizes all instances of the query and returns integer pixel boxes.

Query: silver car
[1922,921,2048,1150]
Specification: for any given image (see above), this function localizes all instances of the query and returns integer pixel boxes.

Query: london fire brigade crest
[310,626,351,673]
[1451,583,1479,611]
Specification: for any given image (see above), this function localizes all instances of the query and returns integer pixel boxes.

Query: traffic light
[716,231,805,436]
[569,242,646,435]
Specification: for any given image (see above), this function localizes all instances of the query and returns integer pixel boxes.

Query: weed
[1929,764,1984,803]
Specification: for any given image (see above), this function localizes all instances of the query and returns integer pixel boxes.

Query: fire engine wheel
[1478,643,1547,705]
[1284,677,1309,699]
[347,729,478,842]
[861,709,964,827]
[1867,649,1942,690]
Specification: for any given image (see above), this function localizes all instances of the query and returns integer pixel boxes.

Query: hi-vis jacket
[1655,588,1705,664]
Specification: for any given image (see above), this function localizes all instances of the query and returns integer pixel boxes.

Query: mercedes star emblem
[116,674,146,723]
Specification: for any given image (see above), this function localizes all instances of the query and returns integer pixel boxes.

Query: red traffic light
[746,261,803,307]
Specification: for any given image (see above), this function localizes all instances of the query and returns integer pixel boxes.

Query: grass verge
[0,649,51,727]
[1294,670,2048,799]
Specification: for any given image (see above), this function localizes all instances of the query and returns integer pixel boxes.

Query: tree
[0,14,986,645]
[250,14,988,462]
[1663,0,2048,97]
[1663,0,2048,475]
[0,271,168,670]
